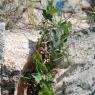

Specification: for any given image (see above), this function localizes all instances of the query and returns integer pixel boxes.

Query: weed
[23,0,71,95]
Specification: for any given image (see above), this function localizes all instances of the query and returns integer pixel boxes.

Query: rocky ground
[1,29,40,95]
[0,0,95,95]
[1,24,95,95]
[54,27,95,95]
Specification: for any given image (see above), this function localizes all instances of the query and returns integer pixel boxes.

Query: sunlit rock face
[0,0,94,30]
[0,29,40,95]
[3,30,40,70]
[54,27,95,95]
[0,0,94,19]
[64,0,90,12]
[64,0,94,12]
[0,0,95,95]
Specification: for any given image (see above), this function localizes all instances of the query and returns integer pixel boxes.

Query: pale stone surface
[0,22,5,31]
[1,20,95,95]
[64,0,91,12]
[54,27,95,95]
[3,29,40,70]
[0,0,95,95]
[1,29,40,95]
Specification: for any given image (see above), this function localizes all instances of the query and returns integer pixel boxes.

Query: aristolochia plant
[23,0,72,95]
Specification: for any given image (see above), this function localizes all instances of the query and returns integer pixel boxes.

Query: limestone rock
[54,27,95,95]
[1,29,40,95]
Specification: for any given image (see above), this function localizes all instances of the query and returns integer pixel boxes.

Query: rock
[0,1,95,95]
[0,22,5,31]
[1,29,40,95]
[64,0,95,12]
[0,31,4,95]
[1,64,19,95]
[54,27,95,95]
[3,29,40,70]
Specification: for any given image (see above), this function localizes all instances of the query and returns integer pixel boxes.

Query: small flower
[55,0,65,14]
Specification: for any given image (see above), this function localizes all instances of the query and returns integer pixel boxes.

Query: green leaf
[59,21,71,36]
[39,83,54,95]
[52,29,58,41]
[35,59,48,73]
[68,21,72,30]
[35,51,48,73]
[32,72,53,84]
[32,73,41,83]
[42,9,53,21]
[21,76,31,81]
[48,1,53,8]
[47,7,59,15]
[35,51,43,62]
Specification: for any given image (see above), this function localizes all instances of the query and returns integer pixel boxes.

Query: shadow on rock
[1,64,20,95]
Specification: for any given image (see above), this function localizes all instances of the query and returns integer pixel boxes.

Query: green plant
[85,6,95,24]
[39,83,54,95]
[22,0,71,95]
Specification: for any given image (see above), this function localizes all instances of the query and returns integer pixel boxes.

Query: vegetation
[22,0,72,95]
[87,6,95,24]
[82,6,95,24]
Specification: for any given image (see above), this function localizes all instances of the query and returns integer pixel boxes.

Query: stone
[54,27,95,95]
[1,29,40,95]
[64,0,94,12]
[3,29,40,70]
[0,0,95,95]
[0,22,5,31]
